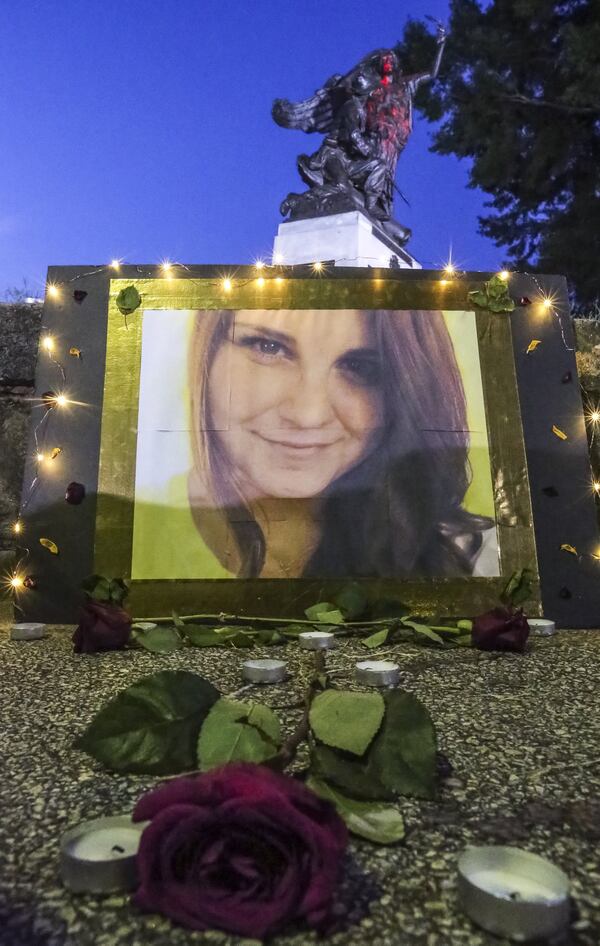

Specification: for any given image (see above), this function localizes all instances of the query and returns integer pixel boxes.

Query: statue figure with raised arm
[272,23,447,248]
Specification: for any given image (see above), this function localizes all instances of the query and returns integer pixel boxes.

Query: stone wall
[0,303,42,566]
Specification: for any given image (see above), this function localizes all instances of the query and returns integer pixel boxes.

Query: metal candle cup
[355,659,400,687]
[457,846,570,942]
[60,815,146,894]
[11,623,46,641]
[298,631,336,650]
[527,618,557,637]
[242,658,287,684]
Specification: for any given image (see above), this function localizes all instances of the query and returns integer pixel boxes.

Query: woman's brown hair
[188,309,491,578]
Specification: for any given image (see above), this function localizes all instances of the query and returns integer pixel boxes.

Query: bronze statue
[272,24,446,248]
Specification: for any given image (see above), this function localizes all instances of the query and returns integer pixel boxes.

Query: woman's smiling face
[207,309,385,499]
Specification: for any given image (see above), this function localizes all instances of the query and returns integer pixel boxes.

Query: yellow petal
[526,339,542,353]
[69,347,81,358]
[552,425,567,440]
[50,447,62,460]
[560,544,578,556]
[39,537,59,555]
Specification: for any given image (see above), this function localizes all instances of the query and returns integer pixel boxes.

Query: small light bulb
[110,259,121,271]
[591,411,600,424]
[255,260,265,270]
[161,261,172,274]
[55,394,68,407]
[222,278,232,292]
[10,576,24,589]
[13,521,22,534]
[542,298,553,310]
[498,270,510,281]
[42,336,54,352]
[594,481,600,493]
[312,261,324,273]
[256,276,265,287]
[444,263,455,276]
[46,284,59,299]
[36,452,45,463]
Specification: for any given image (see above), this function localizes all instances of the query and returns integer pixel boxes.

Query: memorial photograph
[131,306,499,580]
[3,1,600,943]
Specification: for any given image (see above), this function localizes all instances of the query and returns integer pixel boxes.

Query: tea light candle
[299,631,336,650]
[355,660,400,687]
[527,618,556,637]
[242,658,287,684]
[60,815,147,893]
[11,623,46,641]
[457,846,570,941]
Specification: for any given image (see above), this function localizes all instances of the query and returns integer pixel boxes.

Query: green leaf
[115,285,141,316]
[197,698,281,770]
[183,625,229,647]
[468,276,515,313]
[317,610,345,625]
[81,574,128,605]
[304,602,336,621]
[81,574,112,602]
[214,625,249,636]
[217,626,257,647]
[309,690,385,756]
[306,777,405,844]
[368,690,438,799]
[133,626,183,653]
[74,670,219,774]
[501,568,535,607]
[457,619,473,632]
[401,619,445,646]
[310,743,393,801]
[310,692,437,802]
[334,583,368,620]
[278,624,310,637]
[246,703,281,743]
[468,289,488,308]
[303,603,344,624]
[108,578,129,606]
[362,628,390,649]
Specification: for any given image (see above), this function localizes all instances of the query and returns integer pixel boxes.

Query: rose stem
[135,611,396,629]
[266,650,326,773]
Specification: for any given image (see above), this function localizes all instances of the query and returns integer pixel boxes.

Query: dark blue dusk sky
[1,0,503,297]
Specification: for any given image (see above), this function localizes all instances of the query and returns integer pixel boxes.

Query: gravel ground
[0,624,599,946]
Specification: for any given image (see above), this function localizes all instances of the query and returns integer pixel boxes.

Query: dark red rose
[65,481,86,505]
[472,607,529,653]
[132,763,347,938]
[72,600,131,653]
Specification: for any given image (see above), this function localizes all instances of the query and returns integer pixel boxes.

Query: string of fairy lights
[6,254,600,602]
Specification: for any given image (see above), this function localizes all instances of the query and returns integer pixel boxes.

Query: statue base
[272,211,421,270]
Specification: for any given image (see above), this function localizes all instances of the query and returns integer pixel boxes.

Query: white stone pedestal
[272,211,421,270]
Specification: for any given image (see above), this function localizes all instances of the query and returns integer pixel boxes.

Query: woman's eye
[238,335,289,360]
[256,339,283,356]
[339,356,381,386]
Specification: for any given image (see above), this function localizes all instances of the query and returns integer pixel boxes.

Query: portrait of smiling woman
[180,307,498,580]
